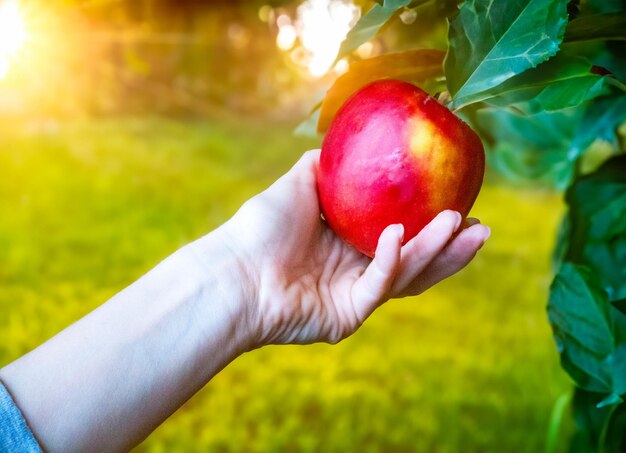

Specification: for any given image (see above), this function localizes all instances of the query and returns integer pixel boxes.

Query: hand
[216,150,490,346]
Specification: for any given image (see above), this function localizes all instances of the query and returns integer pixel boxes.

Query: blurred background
[0,0,571,451]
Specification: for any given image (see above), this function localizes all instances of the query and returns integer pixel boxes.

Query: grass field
[0,116,571,452]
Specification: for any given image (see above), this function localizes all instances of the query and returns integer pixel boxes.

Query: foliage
[550,156,626,443]
[0,117,568,451]
[466,53,625,114]
[446,0,570,110]
[299,0,626,450]
[548,263,626,404]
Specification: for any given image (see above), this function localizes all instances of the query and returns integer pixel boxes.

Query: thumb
[350,224,404,324]
[254,149,321,211]
[279,149,321,186]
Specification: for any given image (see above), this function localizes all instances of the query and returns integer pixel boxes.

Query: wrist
[186,224,260,353]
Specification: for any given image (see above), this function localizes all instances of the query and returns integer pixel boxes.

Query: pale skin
[0,149,490,452]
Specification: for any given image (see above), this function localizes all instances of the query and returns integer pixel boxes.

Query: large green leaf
[565,12,626,43]
[460,53,626,113]
[336,0,413,60]
[446,0,570,110]
[548,263,626,402]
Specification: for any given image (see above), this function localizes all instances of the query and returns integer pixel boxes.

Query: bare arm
[0,150,490,452]
[0,230,252,451]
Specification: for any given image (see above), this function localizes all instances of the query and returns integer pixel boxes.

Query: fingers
[351,224,404,323]
[390,210,462,294]
[398,223,490,297]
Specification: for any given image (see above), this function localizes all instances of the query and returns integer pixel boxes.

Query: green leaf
[317,49,445,132]
[598,393,624,409]
[565,154,626,239]
[409,0,463,21]
[548,263,616,393]
[474,108,581,188]
[294,108,321,138]
[445,0,570,110]
[565,12,626,43]
[581,240,626,304]
[553,213,571,272]
[570,95,626,154]
[472,53,626,114]
[336,0,412,60]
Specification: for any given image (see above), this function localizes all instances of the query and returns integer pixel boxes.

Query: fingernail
[394,223,405,242]
[452,211,462,232]
[482,226,492,243]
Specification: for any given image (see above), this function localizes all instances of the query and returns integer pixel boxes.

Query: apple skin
[317,79,485,258]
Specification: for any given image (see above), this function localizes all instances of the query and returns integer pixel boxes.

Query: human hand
[213,150,490,347]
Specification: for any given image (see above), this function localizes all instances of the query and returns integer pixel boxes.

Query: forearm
[0,226,253,452]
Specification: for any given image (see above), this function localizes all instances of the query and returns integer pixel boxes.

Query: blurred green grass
[0,116,570,452]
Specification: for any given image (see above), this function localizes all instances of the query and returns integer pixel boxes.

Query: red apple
[317,79,485,258]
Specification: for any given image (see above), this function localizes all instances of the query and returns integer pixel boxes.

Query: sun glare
[273,0,360,78]
[0,0,28,79]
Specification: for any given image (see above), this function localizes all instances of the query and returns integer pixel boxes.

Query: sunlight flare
[0,0,28,79]
[276,0,359,78]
